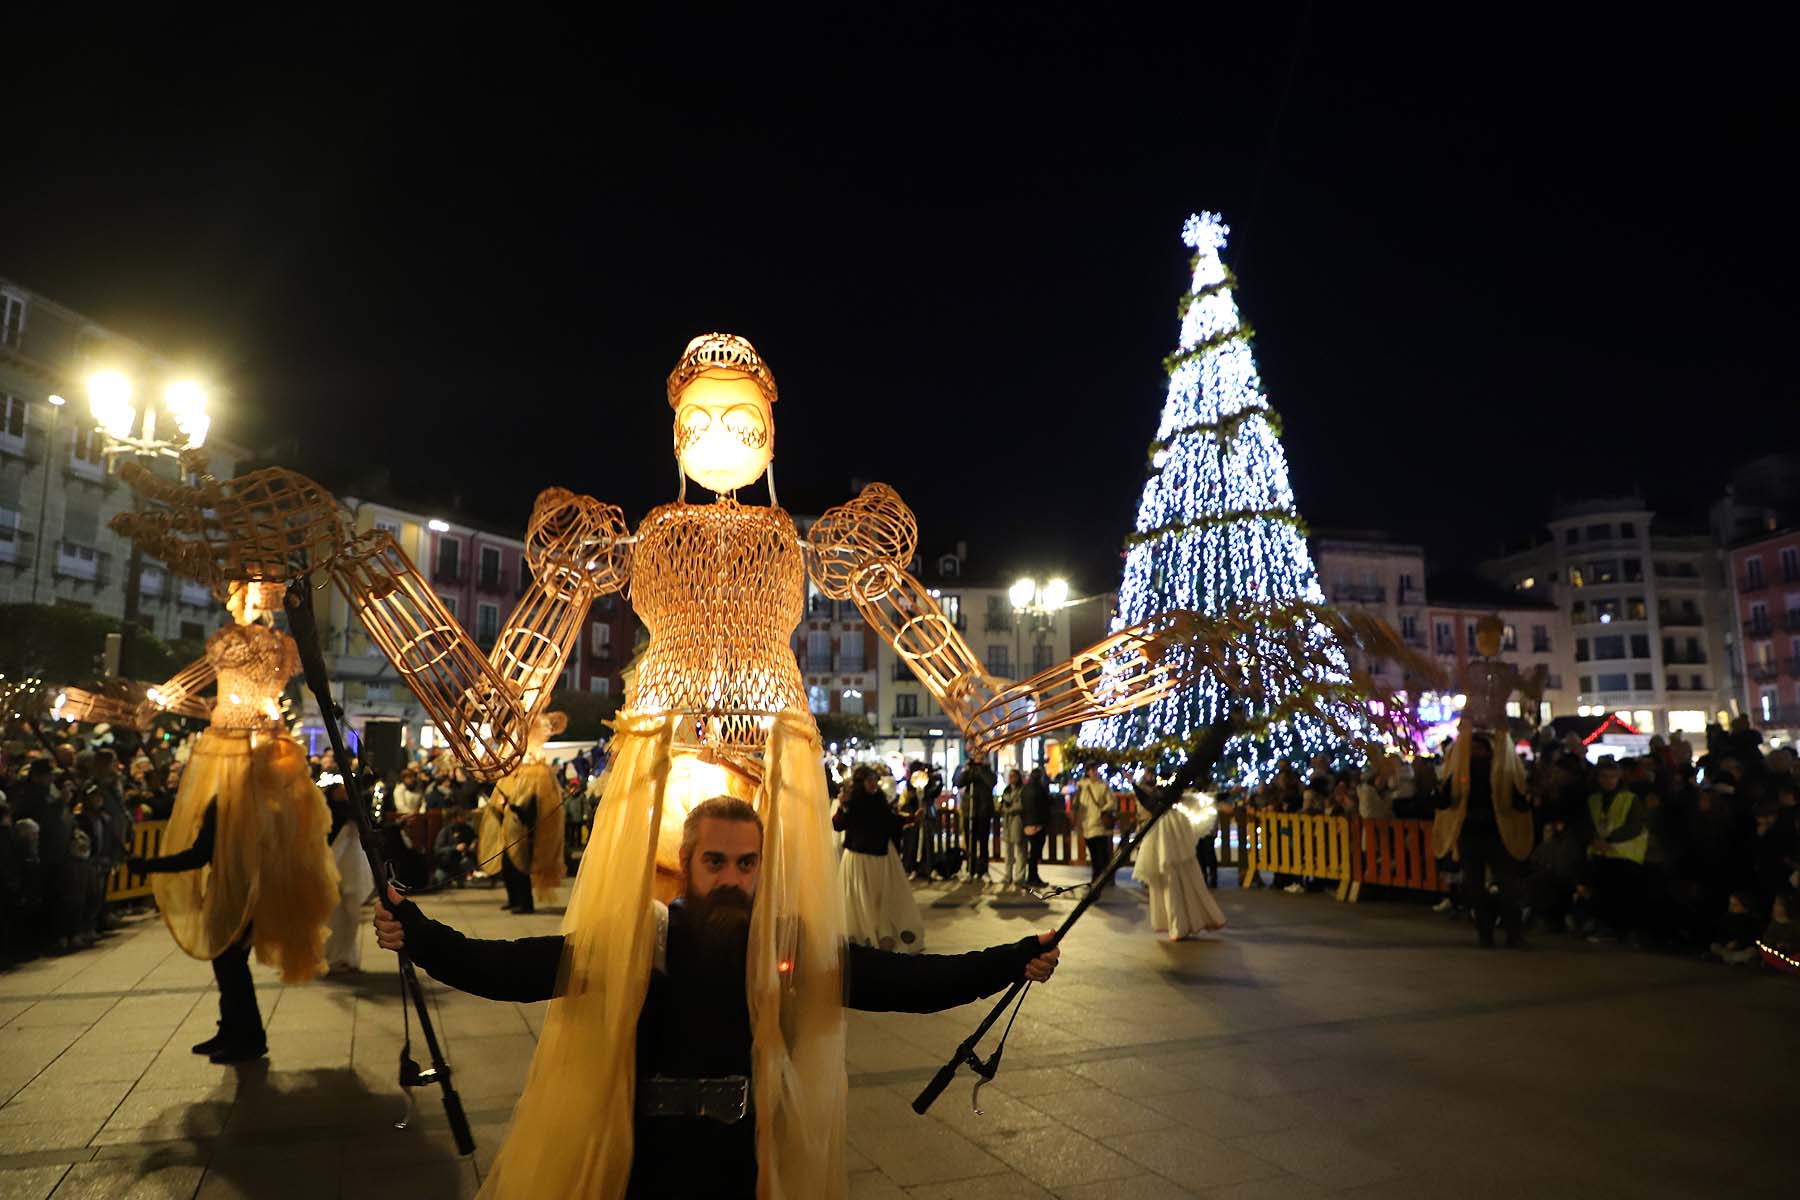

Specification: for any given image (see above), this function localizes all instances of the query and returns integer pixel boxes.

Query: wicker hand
[524,488,631,598]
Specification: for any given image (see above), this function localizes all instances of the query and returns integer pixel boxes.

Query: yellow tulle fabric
[476,710,847,1200]
[153,729,339,983]
[475,803,505,878]
[498,761,566,904]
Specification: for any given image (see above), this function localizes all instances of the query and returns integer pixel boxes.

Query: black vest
[629,900,757,1198]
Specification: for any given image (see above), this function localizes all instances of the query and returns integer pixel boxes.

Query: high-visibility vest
[1587,790,1647,864]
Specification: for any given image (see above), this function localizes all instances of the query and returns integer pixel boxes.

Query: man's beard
[683,882,753,970]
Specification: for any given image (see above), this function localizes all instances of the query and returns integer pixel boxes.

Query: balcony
[0,527,32,566]
[985,613,1013,633]
[138,568,166,599]
[802,655,834,674]
[1785,611,1800,633]
[1743,618,1774,639]
[54,541,108,585]
[177,580,211,607]
[1544,674,1563,690]
[1662,649,1707,665]
[1738,574,1769,594]
[476,569,504,593]
[891,661,917,683]
[431,563,464,586]
[838,657,866,675]
[1749,662,1781,683]
[807,596,834,619]
[1331,585,1386,604]
[1660,610,1703,627]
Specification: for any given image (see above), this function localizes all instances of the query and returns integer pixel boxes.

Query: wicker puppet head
[667,333,776,495]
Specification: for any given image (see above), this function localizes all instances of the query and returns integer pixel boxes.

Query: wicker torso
[207,622,299,731]
[626,499,807,754]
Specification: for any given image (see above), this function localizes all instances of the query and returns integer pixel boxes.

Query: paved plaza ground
[0,865,1794,1199]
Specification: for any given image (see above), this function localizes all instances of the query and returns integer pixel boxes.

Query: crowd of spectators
[0,721,606,969]
[1230,718,1798,967]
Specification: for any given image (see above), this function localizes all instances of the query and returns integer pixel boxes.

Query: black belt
[638,1074,750,1125]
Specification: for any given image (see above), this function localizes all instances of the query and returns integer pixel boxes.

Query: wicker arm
[144,656,217,723]
[55,685,153,729]
[328,488,629,780]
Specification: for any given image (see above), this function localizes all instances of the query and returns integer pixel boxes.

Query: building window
[439,593,457,619]
[1400,615,1418,641]
[1626,596,1647,620]
[1594,635,1625,659]
[0,507,20,563]
[1780,547,1800,583]
[519,558,532,593]
[1032,641,1053,674]
[1568,566,1585,588]
[1593,598,1619,622]
[1750,602,1770,635]
[1747,557,1766,588]
[476,602,499,646]
[940,594,963,629]
[591,622,612,658]
[1629,634,1650,658]
[1398,572,1415,598]
[1623,557,1643,582]
[374,517,401,536]
[480,545,502,590]
[1666,674,1679,691]
[1531,625,1551,653]
[1580,675,1594,693]
[1434,621,1453,654]
[1690,674,1703,691]
[894,692,918,718]
[0,393,25,455]
[1571,599,1587,622]
[70,427,106,477]
[805,629,832,672]
[1465,624,1478,653]
[1620,521,1636,539]
[0,292,24,348]
[987,644,1010,675]
[938,555,959,577]
[1590,561,1618,585]
[179,620,204,640]
[1576,638,1590,662]
[434,537,461,582]
[840,689,865,716]
[1501,624,1518,652]
[1597,672,1629,692]
[589,676,611,696]
[1565,528,1579,545]
[1633,673,1652,691]
[1585,522,1610,541]
[1759,690,1777,722]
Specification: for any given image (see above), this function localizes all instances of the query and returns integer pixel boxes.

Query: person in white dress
[1131,770,1226,940]
[833,765,926,952]
[321,773,376,973]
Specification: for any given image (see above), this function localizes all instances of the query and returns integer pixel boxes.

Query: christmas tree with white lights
[1080,212,1352,784]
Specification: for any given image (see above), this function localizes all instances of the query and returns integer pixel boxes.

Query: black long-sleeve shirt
[389,898,1040,1011]
[833,790,902,856]
[137,802,217,873]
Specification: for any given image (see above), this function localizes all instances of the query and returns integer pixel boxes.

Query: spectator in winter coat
[953,758,997,880]
[1021,768,1054,887]
[997,770,1028,889]
[1070,766,1116,881]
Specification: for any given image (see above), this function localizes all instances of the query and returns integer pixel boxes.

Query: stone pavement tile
[1132,1089,1307,1138]
[90,1085,234,1145]
[844,1141,874,1172]
[1197,1172,1332,1200]
[1222,1129,1402,1191]
[981,1068,1089,1099]
[64,1024,171,1056]
[1106,1130,1284,1192]
[340,1155,481,1199]
[908,1082,1059,1146]
[0,1004,31,1029]
[193,1141,342,1200]
[1054,1174,1200,1200]
[0,1078,134,1128]
[848,1024,948,1074]
[43,1160,205,1199]
[0,1165,68,1199]
[0,1122,100,1156]
[6,1000,116,1029]
[260,1032,352,1071]
[907,1173,1057,1198]
[1026,1089,1177,1139]
[847,1115,1013,1187]
[102,996,199,1030]
[848,1171,908,1200]
[980,1126,1138,1190]
[25,1048,158,1090]
[1067,1056,1197,1097]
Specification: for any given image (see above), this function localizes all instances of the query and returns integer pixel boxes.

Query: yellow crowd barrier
[105,820,168,901]
[1241,812,1357,901]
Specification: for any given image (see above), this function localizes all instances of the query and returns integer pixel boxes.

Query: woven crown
[666,333,779,408]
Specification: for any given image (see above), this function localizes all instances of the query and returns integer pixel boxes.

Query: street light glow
[163,380,211,448]
[47,393,66,407]
[428,519,451,532]
[1009,577,1036,608]
[87,370,136,438]
[1042,577,1069,609]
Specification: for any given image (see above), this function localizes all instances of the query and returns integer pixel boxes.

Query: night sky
[3,5,1794,592]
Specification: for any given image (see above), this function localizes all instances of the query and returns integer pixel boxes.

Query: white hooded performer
[1131,772,1227,940]
[321,772,376,974]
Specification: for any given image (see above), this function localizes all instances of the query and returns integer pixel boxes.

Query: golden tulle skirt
[153,728,339,984]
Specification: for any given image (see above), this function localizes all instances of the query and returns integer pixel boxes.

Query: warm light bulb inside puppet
[655,751,761,901]
[672,373,774,496]
[225,580,284,626]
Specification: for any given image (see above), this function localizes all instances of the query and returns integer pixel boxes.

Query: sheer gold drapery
[476,710,847,1200]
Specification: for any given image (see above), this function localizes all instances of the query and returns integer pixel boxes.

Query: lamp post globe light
[78,368,213,652]
[1008,575,1071,770]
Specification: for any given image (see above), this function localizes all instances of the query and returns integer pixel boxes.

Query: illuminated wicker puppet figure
[1432,613,1546,946]
[70,581,338,1064]
[108,334,1412,1198]
[490,708,568,914]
